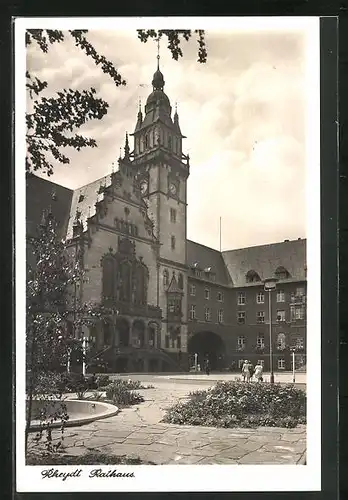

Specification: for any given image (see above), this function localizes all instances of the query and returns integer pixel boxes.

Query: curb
[29,401,119,433]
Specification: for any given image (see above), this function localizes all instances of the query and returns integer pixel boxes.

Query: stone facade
[26,64,307,373]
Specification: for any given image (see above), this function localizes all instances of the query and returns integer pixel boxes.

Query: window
[275,266,291,280]
[246,270,261,283]
[238,292,246,305]
[189,305,196,320]
[256,291,265,304]
[291,305,305,321]
[238,359,245,369]
[277,289,285,302]
[168,300,175,313]
[296,287,305,296]
[195,269,202,278]
[218,309,224,323]
[78,194,84,203]
[237,336,245,349]
[278,358,286,370]
[257,335,265,348]
[170,208,177,223]
[168,135,172,150]
[163,269,169,287]
[189,284,196,296]
[257,311,265,323]
[178,273,184,289]
[204,288,210,300]
[204,307,211,321]
[237,311,246,324]
[296,337,304,349]
[177,335,181,349]
[217,291,224,302]
[277,310,286,322]
[257,359,265,368]
[165,335,169,348]
[145,135,149,149]
[171,235,176,250]
[171,338,175,348]
[277,333,286,350]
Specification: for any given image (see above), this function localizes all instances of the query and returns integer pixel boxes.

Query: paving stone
[181,446,220,458]
[198,456,238,464]
[169,454,205,464]
[279,433,306,442]
[94,430,133,439]
[261,441,306,455]
[146,442,176,453]
[123,435,155,446]
[238,450,301,464]
[195,441,239,453]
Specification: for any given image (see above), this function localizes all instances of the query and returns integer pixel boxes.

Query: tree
[26,29,206,177]
[25,210,112,454]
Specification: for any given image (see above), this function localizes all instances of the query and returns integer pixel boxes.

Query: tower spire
[124,132,130,160]
[156,35,160,70]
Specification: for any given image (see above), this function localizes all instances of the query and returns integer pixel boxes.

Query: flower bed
[162,381,306,429]
[105,380,145,407]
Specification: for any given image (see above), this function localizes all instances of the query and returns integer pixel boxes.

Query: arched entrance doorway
[188,331,225,371]
[116,317,130,347]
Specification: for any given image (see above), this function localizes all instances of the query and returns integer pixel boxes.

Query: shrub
[105,381,144,407]
[163,381,306,429]
[96,374,111,389]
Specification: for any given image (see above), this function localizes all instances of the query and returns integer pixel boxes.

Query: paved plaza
[29,375,306,465]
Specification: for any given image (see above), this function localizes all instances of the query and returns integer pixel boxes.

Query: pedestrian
[254,362,264,382]
[241,360,251,382]
[248,361,255,380]
[205,358,210,375]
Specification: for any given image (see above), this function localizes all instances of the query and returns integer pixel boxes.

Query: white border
[15,16,321,492]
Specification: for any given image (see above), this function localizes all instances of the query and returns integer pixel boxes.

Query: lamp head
[263,277,279,291]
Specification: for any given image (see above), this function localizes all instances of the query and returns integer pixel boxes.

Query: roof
[66,173,112,240]
[26,174,73,240]
[187,240,232,285]
[221,239,306,287]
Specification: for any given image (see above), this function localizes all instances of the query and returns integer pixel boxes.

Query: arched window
[168,135,172,150]
[102,255,115,301]
[103,322,112,346]
[163,269,169,287]
[178,273,184,289]
[119,260,132,302]
[277,333,286,350]
[145,134,149,149]
[246,270,261,283]
[152,129,156,147]
[275,266,291,280]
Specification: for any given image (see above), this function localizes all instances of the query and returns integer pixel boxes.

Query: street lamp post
[82,336,96,376]
[264,278,278,384]
[290,348,296,383]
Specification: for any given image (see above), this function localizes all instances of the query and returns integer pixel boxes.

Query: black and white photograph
[16,16,321,493]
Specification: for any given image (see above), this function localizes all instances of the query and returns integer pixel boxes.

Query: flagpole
[219,217,222,252]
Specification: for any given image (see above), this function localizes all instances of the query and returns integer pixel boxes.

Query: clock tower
[129,58,190,356]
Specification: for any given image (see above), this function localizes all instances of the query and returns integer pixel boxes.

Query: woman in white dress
[241,360,251,382]
[254,362,264,382]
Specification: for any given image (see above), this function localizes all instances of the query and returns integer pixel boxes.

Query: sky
[26,24,312,251]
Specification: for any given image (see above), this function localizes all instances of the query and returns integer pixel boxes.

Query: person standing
[241,360,251,382]
[205,358,210,375]
[254,362,264,382]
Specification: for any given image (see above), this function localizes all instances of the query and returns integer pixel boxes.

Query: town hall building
[26,61,307,374]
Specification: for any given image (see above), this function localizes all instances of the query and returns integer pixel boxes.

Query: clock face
[140,181,148,195]
[169,182,177,195]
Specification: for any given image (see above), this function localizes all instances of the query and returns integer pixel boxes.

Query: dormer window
[246,270,261,283]
[275,266,291,280]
